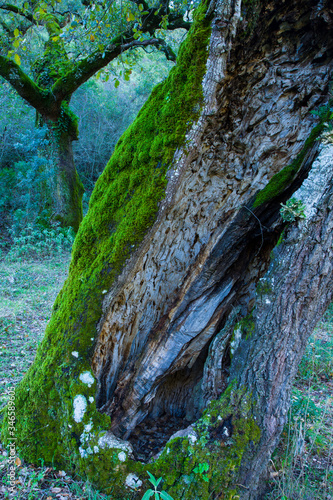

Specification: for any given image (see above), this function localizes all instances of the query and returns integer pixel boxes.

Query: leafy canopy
[0,0,199,118]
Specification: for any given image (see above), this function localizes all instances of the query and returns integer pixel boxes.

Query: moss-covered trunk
[43,118,84,232]
[2,0,333,498]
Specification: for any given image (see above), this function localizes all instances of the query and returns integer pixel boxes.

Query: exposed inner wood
[91,0,333,453]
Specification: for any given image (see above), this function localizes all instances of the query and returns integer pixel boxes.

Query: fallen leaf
[15,457,21,466]
[51,487,62,493]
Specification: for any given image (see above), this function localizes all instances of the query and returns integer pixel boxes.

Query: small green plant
[280,198,306,223]
[193,461,210,482]
[142,471,174,500]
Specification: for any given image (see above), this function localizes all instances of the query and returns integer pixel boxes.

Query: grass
[0,251,115,499]
[265,304,333,500]
[0,249,332,499]
[0,257,71,407]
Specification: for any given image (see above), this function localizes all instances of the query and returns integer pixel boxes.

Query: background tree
[0,0,192,230]
[1,0,333,498]
[0,47,174,243]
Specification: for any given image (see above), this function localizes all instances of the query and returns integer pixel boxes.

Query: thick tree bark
[229,145,333,497]
[2,0,333,498]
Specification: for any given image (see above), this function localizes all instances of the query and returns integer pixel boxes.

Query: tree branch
[51,36,174,102]
[0,2,35,24]
[0,55,55,116]
[154,38,176,61]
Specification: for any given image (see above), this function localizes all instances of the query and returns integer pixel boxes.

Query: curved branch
[0,2,35,24]
[0,55,55,116]
[154,38,176,61]
[51,36,174,102]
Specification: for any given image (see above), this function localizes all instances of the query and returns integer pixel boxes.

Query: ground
[0,250,332,500]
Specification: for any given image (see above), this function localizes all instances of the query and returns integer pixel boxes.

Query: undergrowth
[265,303,333,500]
[2,223,75,262]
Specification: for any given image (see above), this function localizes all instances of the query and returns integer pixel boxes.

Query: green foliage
[193,462,209,482]
[5,223,75,261]
[280,198,306,223]
[297,316,333,383]
[290,389,321,422]
[142,472,174,500]
[0,126,57,248]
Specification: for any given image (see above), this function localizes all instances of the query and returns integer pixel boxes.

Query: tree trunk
[43,118,84,232]
[2,0,333,498]
[228,146,333,497]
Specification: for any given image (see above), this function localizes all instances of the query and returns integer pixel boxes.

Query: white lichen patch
[79,371,95,387]
[71,351,79,358]
[84,422,93,433]
[118,451,127,462]
[125,473,142,490]
[265,298,271,304]
[73,395,87,423]
[93,446,99,453]
[80,420,94,445]
[230,326,242,355]
[79,446,88,458]
[188,431,198,445]
[98,431,134,456]
[167,425,198,446]
[89,396,94,403]
[98,432,133,453]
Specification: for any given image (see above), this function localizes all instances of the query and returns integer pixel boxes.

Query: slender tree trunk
[44,120,84,232]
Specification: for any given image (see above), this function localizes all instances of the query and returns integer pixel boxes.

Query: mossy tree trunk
[41,118,84,231]
[2,0,333,498]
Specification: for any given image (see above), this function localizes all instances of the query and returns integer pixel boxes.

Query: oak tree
[0,0,192,230]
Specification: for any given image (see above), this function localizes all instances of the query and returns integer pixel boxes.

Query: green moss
[1,0,212,479]
[253,116,329,208]
[146,385,261,500]
[233,312,255,343]
[54,102,79,140]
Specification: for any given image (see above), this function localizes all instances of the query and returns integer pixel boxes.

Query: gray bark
[231,143,333,498]
[92,0,333,444]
